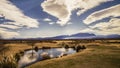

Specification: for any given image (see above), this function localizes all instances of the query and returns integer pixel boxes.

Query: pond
[18,48,76,68]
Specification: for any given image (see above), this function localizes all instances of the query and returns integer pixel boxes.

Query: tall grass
[0,55,18,68]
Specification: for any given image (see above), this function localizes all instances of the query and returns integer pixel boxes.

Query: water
[18,48,76,68]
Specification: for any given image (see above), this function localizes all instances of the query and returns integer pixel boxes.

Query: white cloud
[67,22,72,25]
[0,24,21,29]
[80,28,94,33]
[76,0,113,15]
[81,18,120,35]
[0,0,40,39]
[0,28,19,39]
[43,18,52,22]
[41,0,71,26]
[41,0,110,26]
[43,18,55,25]
[84,4,120,24]
[0,0,39,28]
[49,22,55,25]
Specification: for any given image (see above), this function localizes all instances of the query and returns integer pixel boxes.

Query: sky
[0,0,120,39]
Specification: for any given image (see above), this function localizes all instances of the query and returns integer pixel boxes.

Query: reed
[0,55,18,68]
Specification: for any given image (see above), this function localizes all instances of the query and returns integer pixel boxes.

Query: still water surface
[18,48,76,68]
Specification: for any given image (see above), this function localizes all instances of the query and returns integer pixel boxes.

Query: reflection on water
[18,48,76,68]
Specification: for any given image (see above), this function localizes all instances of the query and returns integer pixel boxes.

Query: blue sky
[0,0,120,39]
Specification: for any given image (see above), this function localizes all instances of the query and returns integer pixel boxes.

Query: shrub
[64,44,69,49]
[81,45,86,49]
[58,42,66,47]
[75,45,82,52]
[19,51,24,56]
[34,46,39,52]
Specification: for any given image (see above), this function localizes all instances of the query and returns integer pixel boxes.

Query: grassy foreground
[0,42,58,60]
[27,44,120,68]
[0,40,120,68]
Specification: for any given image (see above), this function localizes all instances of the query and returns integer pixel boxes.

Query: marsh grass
[0,40,120,68]
[27,45,120,68]
[0,55,18,68]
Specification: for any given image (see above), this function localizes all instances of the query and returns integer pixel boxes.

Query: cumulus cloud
[81,18,120,35]
[84,4,120,24]
[41,0,110,26]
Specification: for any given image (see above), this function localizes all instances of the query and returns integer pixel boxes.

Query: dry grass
[26,46,120,68]
[0,42,59,60]
[27,42,120,68]
[0,40,120,68]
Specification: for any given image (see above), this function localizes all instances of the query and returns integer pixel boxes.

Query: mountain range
[27,33,120,40]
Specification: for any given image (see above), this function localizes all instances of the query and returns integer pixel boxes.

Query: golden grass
[0,42,59,60]
[27,43,120,68]
[0,40,120,68]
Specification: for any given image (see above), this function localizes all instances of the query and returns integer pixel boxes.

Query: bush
[19,51,24,56]
[34,46,39,52]
[58,42,66,47]
[64,44,69,49]
[81,45,86,49]
[71,46,76,50]
[75,45,82,52]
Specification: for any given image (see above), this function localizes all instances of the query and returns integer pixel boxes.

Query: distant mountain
[10,33,120,40]
[49,35,69,39]
[104,34,120,38]
[46,33,120,39]
[46,33,96,39]
[71,33,95,37]
[50,33,95,39]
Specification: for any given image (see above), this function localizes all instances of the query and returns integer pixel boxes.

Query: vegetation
[0,55,18,68]
[0,39,120,68]
[27,45,120,68]
[34,46,39,52]
[64,44,69,49]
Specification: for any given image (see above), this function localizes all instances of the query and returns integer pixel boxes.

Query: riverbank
[27,44,120,68]
[0,39,120,68]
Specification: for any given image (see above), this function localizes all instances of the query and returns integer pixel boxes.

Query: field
[0,39,120,68]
